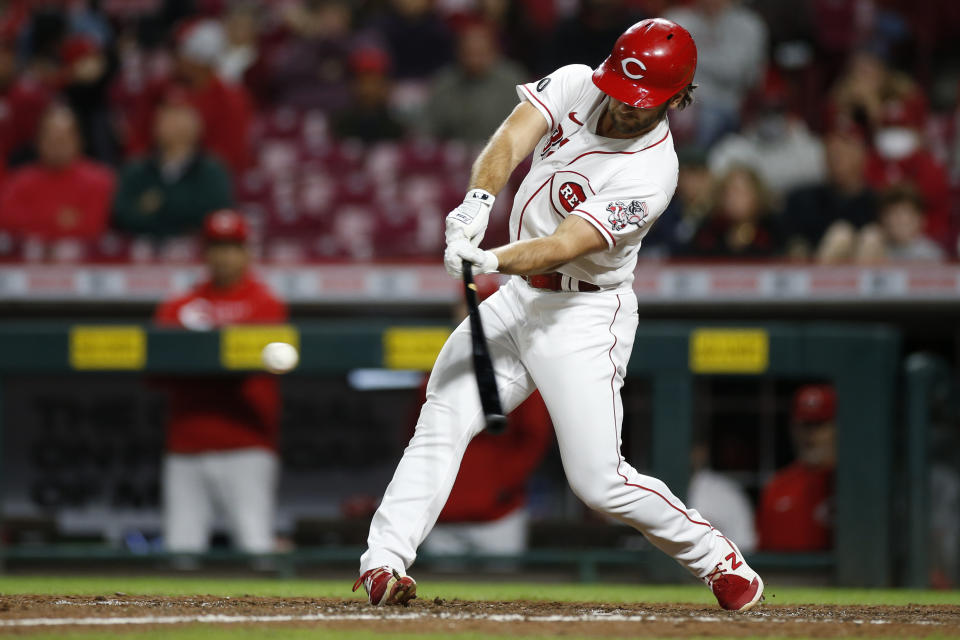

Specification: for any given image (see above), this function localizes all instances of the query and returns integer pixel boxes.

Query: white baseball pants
[163,447,278,554]
[361,277,728,579]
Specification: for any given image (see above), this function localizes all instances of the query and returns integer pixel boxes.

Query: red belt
[524,272,601,292]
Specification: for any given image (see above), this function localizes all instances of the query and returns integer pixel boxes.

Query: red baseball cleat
[352,567,417,606]
[703,539,764,611]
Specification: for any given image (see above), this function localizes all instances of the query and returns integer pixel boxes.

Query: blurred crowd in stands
[1,0,959,264]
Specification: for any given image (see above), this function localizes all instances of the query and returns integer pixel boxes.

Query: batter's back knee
[566,473,625,514]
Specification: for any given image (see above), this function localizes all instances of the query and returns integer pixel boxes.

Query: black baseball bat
[462,260,507,434]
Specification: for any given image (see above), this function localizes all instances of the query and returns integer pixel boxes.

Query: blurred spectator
[0,105,115,239]
[420,22,525,143]
[687,441,756,553]
[664,0,768,148]
[332,47,405,142]
[19,5,68,69]
[708,72,825,199]
[448,0,544,75]
[218,1,260,84]
[113,98,233,237]
[250,0,353,111]
[155,210,287,555]
[854,185,945,264]
[683,165,782,258]
[642,147,714,256]
[421,275,553,558]
[0,31,55,169]
[865,100,951,246]
[60,35,120,164]
[827,50,926,132]
[545,0,645,73]
[756,384,836,552]
[370,0,453,79]
[783,123,877,262]
[66,0,114,47]
[125,20,253,174]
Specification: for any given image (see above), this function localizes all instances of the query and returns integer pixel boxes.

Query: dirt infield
[0,594,957,637]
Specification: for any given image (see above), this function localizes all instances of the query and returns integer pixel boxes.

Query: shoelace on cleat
[704,562,727,585]
[352,567,388,593]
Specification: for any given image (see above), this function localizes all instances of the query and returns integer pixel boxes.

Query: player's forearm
[490,216,609,276]
[469,129,522,195]
[492,237,575,275]
[468,102,547,196]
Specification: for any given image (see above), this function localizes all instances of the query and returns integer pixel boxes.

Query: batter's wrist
[464,188,495,207]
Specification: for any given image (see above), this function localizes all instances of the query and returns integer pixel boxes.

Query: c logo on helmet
[621,57,646,80]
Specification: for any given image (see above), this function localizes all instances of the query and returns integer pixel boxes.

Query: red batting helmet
[592,18,697,109]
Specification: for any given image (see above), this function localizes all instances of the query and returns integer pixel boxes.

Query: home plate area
[0,595,958,637]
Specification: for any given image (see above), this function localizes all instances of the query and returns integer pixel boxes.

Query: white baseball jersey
[513,64,679,288]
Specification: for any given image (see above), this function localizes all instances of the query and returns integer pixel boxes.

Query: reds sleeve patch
[557,182,586,212]
[549,171,596,218]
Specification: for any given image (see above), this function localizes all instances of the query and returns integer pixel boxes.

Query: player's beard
[605,101,668,137]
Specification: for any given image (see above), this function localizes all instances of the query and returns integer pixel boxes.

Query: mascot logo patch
[606,200,648,231]
[558,182,586,212]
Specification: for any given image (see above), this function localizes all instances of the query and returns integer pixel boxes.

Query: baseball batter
[354,18,764,611]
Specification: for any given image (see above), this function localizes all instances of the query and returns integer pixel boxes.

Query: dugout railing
[0,322,900,586]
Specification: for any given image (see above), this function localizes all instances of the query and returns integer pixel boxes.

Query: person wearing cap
[331,47,405,143]
[123,19,253,175]
[154,210,287,555]
[112,97,232,237]
[756,385,837,552]
[354,19,765,611]
[707,70,825,199]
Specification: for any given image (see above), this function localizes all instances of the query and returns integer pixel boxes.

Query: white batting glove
[444,237,498,278]
[446,188,495,247]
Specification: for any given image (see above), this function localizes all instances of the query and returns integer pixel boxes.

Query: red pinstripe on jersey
[565,129,669,168]
[605,294,714,531]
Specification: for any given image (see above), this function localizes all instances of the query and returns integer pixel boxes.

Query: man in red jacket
[155,210,287,554]
[756,384,836,551]
[0,105,115,239]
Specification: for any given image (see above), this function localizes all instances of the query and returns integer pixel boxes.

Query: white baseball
[261,342,299,374]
